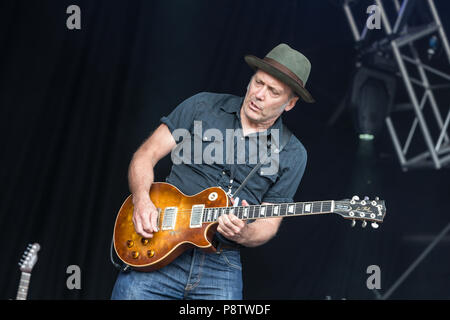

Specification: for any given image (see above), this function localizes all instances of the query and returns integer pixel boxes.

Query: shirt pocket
[242,163,279,203]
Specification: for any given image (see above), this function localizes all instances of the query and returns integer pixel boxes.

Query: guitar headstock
[334,196,386,229]
[19,243,41,273]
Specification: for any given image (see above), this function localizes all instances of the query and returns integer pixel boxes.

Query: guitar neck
[16,272,31,300]
[202,200,334,223]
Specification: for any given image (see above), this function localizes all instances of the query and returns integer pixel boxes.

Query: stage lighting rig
[340,0,450,170]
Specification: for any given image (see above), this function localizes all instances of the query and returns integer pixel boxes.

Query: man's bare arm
[129,123,175,238]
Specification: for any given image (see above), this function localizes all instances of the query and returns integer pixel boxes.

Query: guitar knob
[351,219,356,227]
[126,240,134,248]
[361,221,367,228]
[141,238,149,245]
[132,251,140,259]
[371,222,379,229]
[147,250,155,258]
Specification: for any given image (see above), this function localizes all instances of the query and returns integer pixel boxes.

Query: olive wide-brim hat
[244,43,315,103]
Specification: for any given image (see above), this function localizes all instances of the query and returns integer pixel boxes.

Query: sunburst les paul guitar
[113,182,386,272]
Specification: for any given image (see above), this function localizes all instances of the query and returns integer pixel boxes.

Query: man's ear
[284,96,299,112]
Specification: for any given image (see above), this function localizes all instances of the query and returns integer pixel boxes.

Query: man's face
[242,69,298,126]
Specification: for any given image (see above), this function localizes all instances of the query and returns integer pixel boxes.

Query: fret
[303,203,312,214]
[273,204,280,216]
[249,206,255,219]
[207,209,212,222]
[322,201,332,212]
[254,206,260,218]
[265,205,272,217]
[294,203,302,215]
[283,204,288,215]
[312,202,322,213]
[243,207,249,219]
[286,204,295,216]
[212,208,220,221]
[214,208,220,221]
[260,205,266,217]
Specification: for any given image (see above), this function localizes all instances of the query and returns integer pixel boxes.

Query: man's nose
[255,86,266,100]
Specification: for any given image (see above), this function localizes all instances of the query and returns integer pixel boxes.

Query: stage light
[349,66,396,140]
[359,133,374,141]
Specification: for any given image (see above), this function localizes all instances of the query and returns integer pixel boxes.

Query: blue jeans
[111,248,243,300]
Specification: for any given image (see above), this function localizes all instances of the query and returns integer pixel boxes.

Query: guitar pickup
[161,207,177,230]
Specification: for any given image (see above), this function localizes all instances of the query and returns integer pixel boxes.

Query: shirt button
[240,137,244,141]
[203,136,208,141]
[222,171,226,175]
[229,179,233,183]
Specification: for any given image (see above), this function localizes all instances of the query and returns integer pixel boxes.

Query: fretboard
[202,201,334,223]
[16,272,31,300]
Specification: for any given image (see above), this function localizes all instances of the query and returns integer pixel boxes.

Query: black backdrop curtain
[1,0,450,300]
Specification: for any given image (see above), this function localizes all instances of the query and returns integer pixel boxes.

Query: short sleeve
[160,93,204,133]
[261,142,307,204]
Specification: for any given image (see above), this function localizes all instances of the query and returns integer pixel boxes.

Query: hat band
[263,57,304,88]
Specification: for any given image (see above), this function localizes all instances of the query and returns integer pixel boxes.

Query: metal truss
[343,0,450,170]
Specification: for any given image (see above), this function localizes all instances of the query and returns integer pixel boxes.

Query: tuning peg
[351,219,356,227]
[361,221,367,228]
[351,195,360,201]
[364,196,369,201]
[375,196,379,201]
[371,222,379,229]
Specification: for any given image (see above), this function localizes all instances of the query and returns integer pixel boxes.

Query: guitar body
[113,182,229,272]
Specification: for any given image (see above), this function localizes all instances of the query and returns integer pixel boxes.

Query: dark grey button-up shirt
[160,92,307,205]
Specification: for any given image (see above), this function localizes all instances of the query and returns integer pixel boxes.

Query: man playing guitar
[111,43,314,299]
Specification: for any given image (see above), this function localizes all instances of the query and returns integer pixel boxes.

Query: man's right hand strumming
[132,196,160,238]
